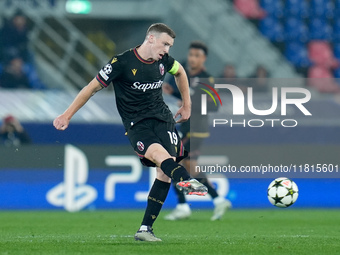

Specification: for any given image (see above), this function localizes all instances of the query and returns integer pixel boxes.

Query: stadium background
[0,0,340,212]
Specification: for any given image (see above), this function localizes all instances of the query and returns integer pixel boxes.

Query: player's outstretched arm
[53,78,103,130]
[174,63,191,123]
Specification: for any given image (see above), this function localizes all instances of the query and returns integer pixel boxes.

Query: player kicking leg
[165,158,231,221]
[165,136,231,221]
[128,120,207,242]
[134,166,206,242]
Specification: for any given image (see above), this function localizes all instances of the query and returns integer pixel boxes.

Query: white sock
[213,196,225,206]
[139,225,148,231]
[176,203,191,211]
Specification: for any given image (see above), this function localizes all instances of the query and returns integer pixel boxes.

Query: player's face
[187,48,206,70]
[150,33,174,60]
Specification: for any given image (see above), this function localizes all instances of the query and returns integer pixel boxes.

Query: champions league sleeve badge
[104,64,112,74]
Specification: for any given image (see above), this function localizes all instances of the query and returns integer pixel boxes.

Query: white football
[267,177,299,208]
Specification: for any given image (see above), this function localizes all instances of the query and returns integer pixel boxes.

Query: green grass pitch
[0,209,339,255]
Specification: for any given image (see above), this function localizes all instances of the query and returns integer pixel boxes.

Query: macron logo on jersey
[131,80,163,92]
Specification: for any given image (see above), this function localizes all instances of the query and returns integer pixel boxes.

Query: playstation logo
[46,144,97,212]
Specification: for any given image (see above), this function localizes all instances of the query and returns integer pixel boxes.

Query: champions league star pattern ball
[267,177,299,208]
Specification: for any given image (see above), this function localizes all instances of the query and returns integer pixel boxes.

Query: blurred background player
[163,41,231,221]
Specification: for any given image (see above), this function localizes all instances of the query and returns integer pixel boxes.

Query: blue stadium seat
[260,0,283,18]
[334,67,340,78]
[309,18,333,40]
[310,0,334,19]
[285,0,309,18]
[335,0,340,16]
[259,17,284,42]
[285,42,312,67]
[333,18,340,42]
[284,17,309,42]
[333,43,340,60]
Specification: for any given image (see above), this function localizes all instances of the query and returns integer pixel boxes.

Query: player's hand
[175,105,191,123]
[53,114,70,131]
